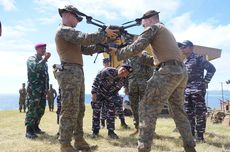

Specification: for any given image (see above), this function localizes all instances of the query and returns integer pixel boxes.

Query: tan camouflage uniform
[116,23,195,151]
[55,24,106,148]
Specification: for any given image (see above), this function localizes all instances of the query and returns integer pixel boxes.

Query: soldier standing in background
[25,43,50,139]
[110,10,196,152]
[180,40,216,142]
[54,5,117,152]
[19,83,27,113]
[124,52,153,136]
[91,65,133,139]
[47,84,57,112]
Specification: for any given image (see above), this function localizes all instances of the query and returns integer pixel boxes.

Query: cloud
[33,0,181,20]
[169,13,230,90]
[0,0,16,11]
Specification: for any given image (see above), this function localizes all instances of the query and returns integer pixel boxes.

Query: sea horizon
[0,91,230,111]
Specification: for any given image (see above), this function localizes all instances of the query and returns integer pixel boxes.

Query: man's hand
[92,93,97,102]
[105,26,119,38]
[44,52,51,61]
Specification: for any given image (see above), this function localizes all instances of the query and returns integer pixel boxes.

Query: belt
[61,61,83,69]
[159,60,183,67]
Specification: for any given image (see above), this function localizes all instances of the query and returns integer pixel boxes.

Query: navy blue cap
[181,40,193,48]
[103,58,110,64]
[121,64,133,73]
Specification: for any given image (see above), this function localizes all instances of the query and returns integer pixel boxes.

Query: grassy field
[0,105,229,152]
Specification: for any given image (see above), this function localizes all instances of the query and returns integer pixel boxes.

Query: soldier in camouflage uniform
[110,10,196,152]
[54,5,117,152]
[47,84,57,112]
[180,40,216,142]
[91,65,133,139]
[124,53,153,136]
[100,58,130,129]
[19,83,27,112]
[25,43,50,139]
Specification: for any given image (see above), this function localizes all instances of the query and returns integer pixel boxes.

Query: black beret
[180,40,194,48]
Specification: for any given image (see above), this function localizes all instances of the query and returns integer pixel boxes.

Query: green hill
[0,105,229,152]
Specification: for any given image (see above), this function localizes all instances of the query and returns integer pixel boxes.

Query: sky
[0,0,230,95]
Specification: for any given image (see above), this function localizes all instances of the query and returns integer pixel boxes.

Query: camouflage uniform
[54,24,107,147]
[19,86,27,112]
[124,56,153,129]
[116,23,195,151]
[184,52,216,140]
[47,87,57,111]
[100,95,126,128]
[91,67,126,135]
[25,54,49,129]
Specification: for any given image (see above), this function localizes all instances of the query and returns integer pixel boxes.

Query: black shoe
[121,122,130,129]
[26,126,38,139]
[34,124,45,134]
[91,132,99,139]
[184,146,197,152]
[108,131,119,139]
[196,137,205,143]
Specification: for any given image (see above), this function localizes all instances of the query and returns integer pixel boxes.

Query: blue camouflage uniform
[184,52,216,140]
[91,67,126,134]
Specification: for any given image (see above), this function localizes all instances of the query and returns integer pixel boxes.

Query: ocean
[0,91,229,110]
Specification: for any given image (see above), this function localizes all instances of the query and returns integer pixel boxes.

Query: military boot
[120,119,131,129]
[25,126,38,139]
[138,148,146,152]
[34,123,45,134]
[130,129,138,136]
[60,144,76,152]
[184,146,197,152]
[108,130,119,139]
[74,138,98,151]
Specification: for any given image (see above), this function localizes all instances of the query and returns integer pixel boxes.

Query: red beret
[35,43,46,49]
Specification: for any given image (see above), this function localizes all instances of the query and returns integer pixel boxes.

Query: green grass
[0,105,230,152]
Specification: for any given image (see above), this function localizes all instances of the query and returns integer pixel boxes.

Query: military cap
[142,10,160,19]
[121,64,133,73]
[181,40,194,48]
[58,5,83,22]
[35,43,46,49]
[103,58,110,64]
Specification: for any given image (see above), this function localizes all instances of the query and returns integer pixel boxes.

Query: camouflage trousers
[184,90,207,137]
[47,98,55,111]
[128,78,148,129]
[91,95,120,132]
[19,98,26,112]
[55,64,85,145]
[100,95,125,121]
[138,64,195,151]
[25,91,46,127]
